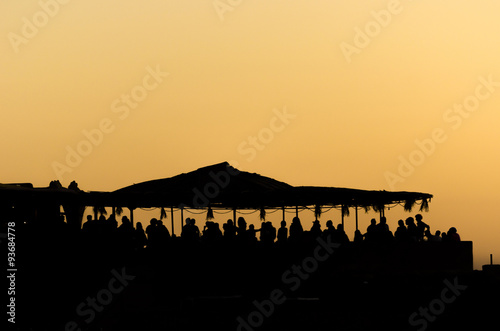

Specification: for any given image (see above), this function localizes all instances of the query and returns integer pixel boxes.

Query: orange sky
[2,1,500,269]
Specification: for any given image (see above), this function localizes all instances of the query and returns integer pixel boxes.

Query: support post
[355,206,358,231]
[341,205,345,227]
[171,207,174,236]
[282,206,285,221]
[181,207,184,230]
[295,206,298,218]
[233,208,237,223]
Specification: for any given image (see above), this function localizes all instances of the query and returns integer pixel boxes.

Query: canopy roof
[110,162,432,212]
[1,162,433,213]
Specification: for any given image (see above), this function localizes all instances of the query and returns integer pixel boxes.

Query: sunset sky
[2,1,500,269]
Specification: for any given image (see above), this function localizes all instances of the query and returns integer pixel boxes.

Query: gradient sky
[2,1,500,269]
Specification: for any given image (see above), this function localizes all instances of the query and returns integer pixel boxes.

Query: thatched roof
[109,162,432,211]
[1,162,432,214]
[111,162,293,209]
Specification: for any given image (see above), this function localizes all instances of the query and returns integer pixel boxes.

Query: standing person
[394,219,409,242]
[222,219,236,241]
[354,230,364,243]
[260,222,276,245]
[415,214,430,242]
[334,223,349,243]
[146,218,158,248]
[365,218,377,242]
[247,224,259,244]
[181,218,191,240]
[157,220,171,243]
[134,222,147,249]
[289,217,304,242]
[277,220,288,244]
[405,217,418,242]
[310,220,322,238]
[323,220,336,240]
[236,217,248,241]
[190,218,200,240]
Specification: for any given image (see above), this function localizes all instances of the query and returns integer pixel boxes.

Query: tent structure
[107,162,432,233]
[1,162,433,234]
[112,162,432,208]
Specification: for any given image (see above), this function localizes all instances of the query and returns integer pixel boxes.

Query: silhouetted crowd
[356,214,461,244]
[77,213,461,251]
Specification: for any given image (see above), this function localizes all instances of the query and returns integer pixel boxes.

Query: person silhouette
[432,230,442,242]
[134,222,147,249]
[181,218,191,240]
[146,218,159,249]
[189,218,200,240]
[247,224,259,244]
[365,218,377,242]
[262,221,276,245]
[310,220,322,238]
[447,227,461,241]
[376,217,393,242]
[203,221,223,243]
[405,217,418,242]
[441,231,449,242]
[277,220,288,244]
[82,215,97,238]
[236,217,248,241]
[334,224,349,243]
[289,217,304,242]
[157,220,171,243]
[117,216,135,252]
[415,214,430,242]
[323,220,336,240]
[222,219,236,241]
[394,219,409,242]
[354,229,364,242]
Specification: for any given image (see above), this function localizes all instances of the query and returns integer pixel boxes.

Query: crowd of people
[78,212,461,251]
[355,214,461,243]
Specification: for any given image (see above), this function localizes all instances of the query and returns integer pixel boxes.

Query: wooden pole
[181,207,184,229]
[355,206,358,231]
[341,206,345,227]
[129,207,134,226]
[170,207,174,236]
[233,208,237,223]
[295,206,298,218]
[491,254,493,265]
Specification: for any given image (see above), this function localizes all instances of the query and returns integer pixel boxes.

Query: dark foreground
[9,227,500,331]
